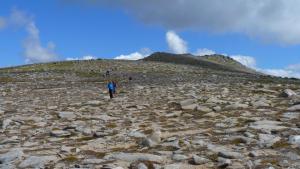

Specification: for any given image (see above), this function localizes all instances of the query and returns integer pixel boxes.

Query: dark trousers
[109,89,113,99]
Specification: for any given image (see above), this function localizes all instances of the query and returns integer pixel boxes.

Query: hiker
[106,70,110,77]
[112,81,117,94]
[107,81,115,99]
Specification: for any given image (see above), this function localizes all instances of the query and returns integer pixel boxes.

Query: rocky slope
[0,59,300,169]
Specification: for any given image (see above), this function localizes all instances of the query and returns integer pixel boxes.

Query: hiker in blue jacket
[107,81,115,99]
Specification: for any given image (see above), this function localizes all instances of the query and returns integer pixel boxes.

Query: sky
[0,0,300,78]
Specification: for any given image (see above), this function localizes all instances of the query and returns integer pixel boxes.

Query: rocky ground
[0,60,300,169]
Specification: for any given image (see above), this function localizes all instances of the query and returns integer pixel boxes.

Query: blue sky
[0,0,299,78]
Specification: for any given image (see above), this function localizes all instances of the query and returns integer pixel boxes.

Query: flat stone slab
[19,156,58,168]
[288,105,300,111]
[258,134,281,148]
[0,149,24,164]
[250,120,287,131]
[104,153,166,163]
[58,111,76,120]
[50,130,71,137]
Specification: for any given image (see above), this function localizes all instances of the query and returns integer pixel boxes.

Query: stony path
[0,61,300,169]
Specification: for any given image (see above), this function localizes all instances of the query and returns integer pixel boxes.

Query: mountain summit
[143,52,257,74]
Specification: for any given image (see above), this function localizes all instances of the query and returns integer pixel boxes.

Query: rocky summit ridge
[0,55,300,169]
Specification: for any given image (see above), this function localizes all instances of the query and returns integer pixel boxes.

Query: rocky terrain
[0,56,300,169]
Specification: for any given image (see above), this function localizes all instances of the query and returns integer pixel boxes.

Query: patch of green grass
[0,77,15,83]
[271,140,290,149]
[106,122,117,128]
[83,150,106,158]
[63,155,79,163]
[75,71,99,78]
[261,158,279,166]
[230,138,246,145]
[76,136,95,142]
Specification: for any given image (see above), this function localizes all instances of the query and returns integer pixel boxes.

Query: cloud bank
[81,0,300,45]
[114,48,151,60]
[195,48,216,56]
[1,8,58,63]
[231,55,257,69]
[166,31,187,54]
[66,55,97,61]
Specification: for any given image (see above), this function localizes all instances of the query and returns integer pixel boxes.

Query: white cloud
[195,48,216,56]
[287,64,300,71]
[114,48,151,60]
[84,0,300,45]
[66,55,97,60]
[261,68,300,79]
[166,31,187,54]
[114,52,145,60]
[231,55,257,68]
[0,17,6,29]
[1,8,58,63]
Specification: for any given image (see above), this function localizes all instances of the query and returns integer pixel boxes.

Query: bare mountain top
[143,52,257,74]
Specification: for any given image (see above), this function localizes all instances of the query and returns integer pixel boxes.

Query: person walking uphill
[107,81,115,99]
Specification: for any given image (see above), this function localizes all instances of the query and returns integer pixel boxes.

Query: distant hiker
[112,81,117,94]
[107,81,115,99]
[129,76,132,81]
[106,70,110,77]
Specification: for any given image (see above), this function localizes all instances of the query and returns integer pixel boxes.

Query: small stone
[197,106,212,113]
[180,99,196,107]
[58,111,76,120]
[249,151,259,157]
[82,159,105,164]
[258,134,281,148]
[213,106,221,112]
[61,145,74,153]
[182,104,198,110]
[192,155,210,165]
[50,130,71,137]
[137,163,148,169]
[218,157,232,168]
[2,119,12,130]
[19,156,58,168]
[172,154,188,161]
[225,103,248,110]
[86,100,102,105]
[218,151,243,159]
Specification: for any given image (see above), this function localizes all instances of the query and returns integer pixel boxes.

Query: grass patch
[62,155,79,163]
[76,136,95,142]
[106,122,117,128]
[0,77,15,83]
[271,140,290,149]
[82,150,106,158]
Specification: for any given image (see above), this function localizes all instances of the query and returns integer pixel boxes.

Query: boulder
[218,151,243,159]
[289,135,300,145]
[191,155,210,165]
[281,89,297,98]
[104,153,165,163]
[19,156,58,168]
[50,130,71,137]
[172,154,188,161]
[287,105,300,111]
[0,149,24,164]
[258,134,281,148]
[58,111,76,120]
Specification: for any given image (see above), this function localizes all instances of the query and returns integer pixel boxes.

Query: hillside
[0,59,300,168]
[143,52,257,74]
